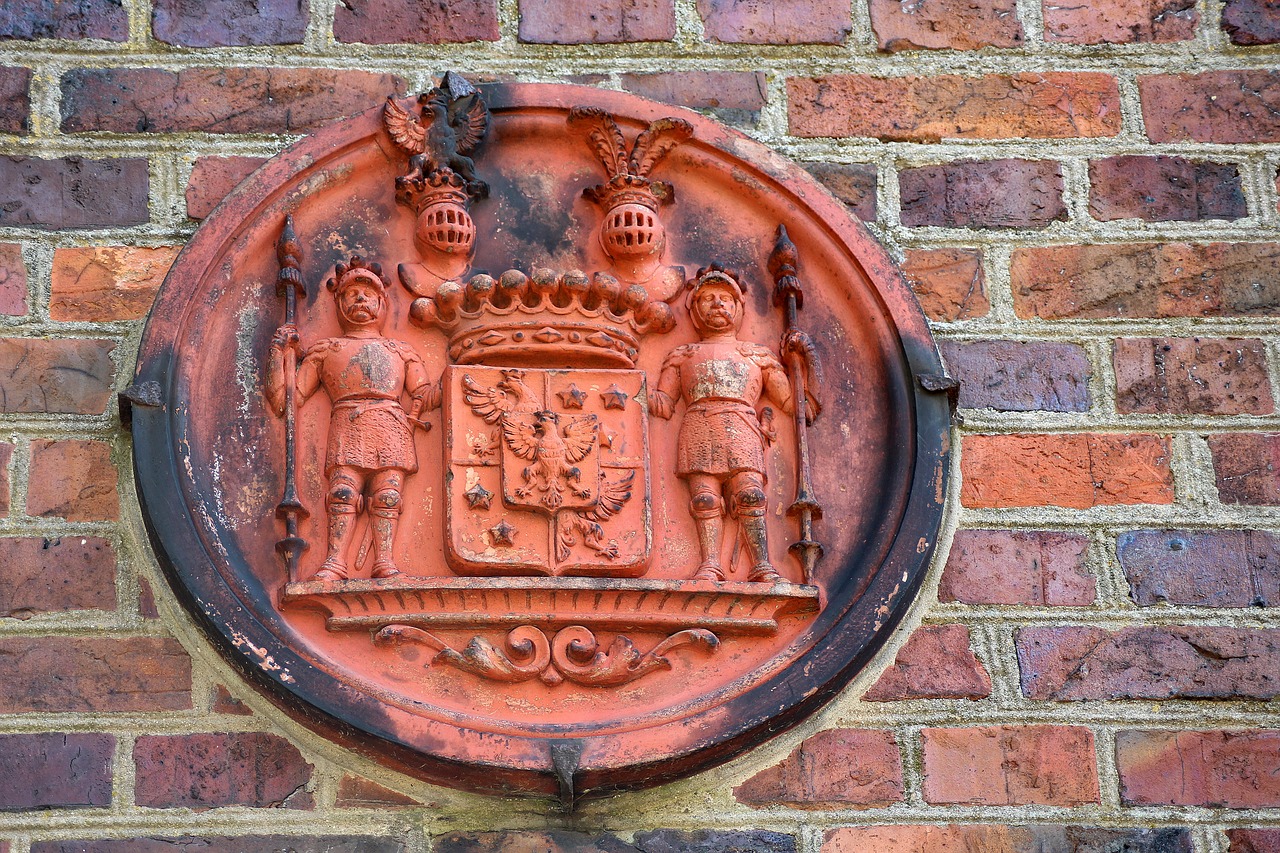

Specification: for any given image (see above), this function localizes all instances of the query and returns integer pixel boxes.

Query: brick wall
[1,0,1278,851]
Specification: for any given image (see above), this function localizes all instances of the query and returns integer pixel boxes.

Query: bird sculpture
[384,72,490,198]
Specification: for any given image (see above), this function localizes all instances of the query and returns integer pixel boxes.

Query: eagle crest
[384,71,490,197]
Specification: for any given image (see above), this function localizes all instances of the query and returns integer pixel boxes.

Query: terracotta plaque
[129,78,953,802]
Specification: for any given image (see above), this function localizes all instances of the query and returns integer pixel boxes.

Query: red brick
[518,0,675,43]
[0,157,149,229]
[0,733,114,809]
[900,159,1065,228]
[51,246,178,321]
[0,339,116,414]
[698,0,852,43]
[186,156,268,220]
[1090,156,1246,222]
[1141,71,1280,143]
[1209,433,1280,505]
[823,826,1192,853]
[941,530,1094,605]
[634,831,796,852]
[0,442,10,517]
[0,537,116,618]
[961,433,1173,509]
[32,838,403,853]
[153,0,307,46]
[61,68,405,134]
[901,248,988,321]
[137,575,160,618]
[27,440,119,521]
[1115,337,1272,415]
[1118,529,1280,607]
[335,0,498,44]
[922,725,1099,806]
[134,732,313,810]
[869,0,1024,50]
[0,0,128,41]
[1011,242,1280,319]
[1230,829,1280,853]
[940,341,1090,411]
[1117,730,1280,807]
[788,73,1121,141]
[0,67,30,134]
[734,729,904,808]
[620,71,767,112]
[335,774,422,807]
[0,636,191,712]
[1044,0,1196,43]
[803,162,877,221]
[1018,626,1280,700]
[211,684,252,716]
[0,243,27,316]
[436,831,795,852]
[864,625,991,700]
[1223,0,1280,43]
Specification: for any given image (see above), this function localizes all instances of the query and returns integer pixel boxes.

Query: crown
[395,168,470,214]
[568,108,691,213]
[326,255,388,293]
[408,268,676,368]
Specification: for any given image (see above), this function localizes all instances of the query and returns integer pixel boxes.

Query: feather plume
[568,107,627,177]
[630,117,693,178]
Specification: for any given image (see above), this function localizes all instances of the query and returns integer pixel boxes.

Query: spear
[274,215,309,582]
[768,224,823,584]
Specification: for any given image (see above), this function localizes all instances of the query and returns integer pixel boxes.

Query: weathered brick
[940,529,1094,605]
[922,725,1099,806]
[1208,433,1280,505]
[620,71,767,112]
[788,73,1121,141]
[335,774,421,807]
[1011,242,1280,319]
[0,67,31,134]
[869,0,1024,50]
[518,0,675,43]
[901,248,988,321]
[0,244,27,316]
[0,636,191,712]
[864,625,991,700]
[0,537,116,618]
[335,0,498,44]
[435,830,795,853]
[32,838,403,853]
[51,246,178,321]
[1044,0,1196,43]
[635,831,796,853]
[1090,156,1247,222]
[900,159,1065,228]
[734,729,903,808]
[0,0,128,41]
[940,341,1090,411]
[211,685,252,716]
[0,442,11,517]
[134,732,313,810]
[803,162,877,221]
[0,734,114,810]
[1115,337,1273,415]
[1119,530,1280,607]
[1018,626,1280,700]
[0,339,115,414]
[62,68,405,134]
[1117,730,1280,807]
[186,156,267,220]
[823,826,1193,853]
[1141,71,1280,143]
[153,0,307,46]
[28,440,119,521]
[1223,0,1280,43]
[698,0,851,43]
[137,575,160,618]
[1230,829,1280,853]
[0,157,149,229]
[961,433,1173,509]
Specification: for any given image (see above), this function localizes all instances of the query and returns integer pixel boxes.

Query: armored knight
[650,266,821,584]
[267,257,434,581]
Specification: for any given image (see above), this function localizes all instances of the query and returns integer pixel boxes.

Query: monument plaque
[128,77,954,803]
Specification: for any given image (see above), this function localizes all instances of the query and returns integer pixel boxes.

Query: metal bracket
[118,381,163,431]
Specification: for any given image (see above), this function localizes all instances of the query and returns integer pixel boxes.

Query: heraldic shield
[444,365,650,577]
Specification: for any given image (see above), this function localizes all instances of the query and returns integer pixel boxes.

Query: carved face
[335,280,384,328]
[691,283,742,334]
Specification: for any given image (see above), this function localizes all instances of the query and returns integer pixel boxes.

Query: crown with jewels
[568,108,692,213]
[408,267,676,368]
[395,166,470,214]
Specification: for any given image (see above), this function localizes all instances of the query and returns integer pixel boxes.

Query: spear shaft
[275,215,309,582]
[769,224,823,584]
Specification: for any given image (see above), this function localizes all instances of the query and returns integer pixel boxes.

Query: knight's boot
[315,508,356,581]
[368,488,402,579]
[690,492,725,582]
[740,509,782,584]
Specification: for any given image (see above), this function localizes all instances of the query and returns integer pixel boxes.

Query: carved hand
[272,323,301,355]
[781,330,823,421]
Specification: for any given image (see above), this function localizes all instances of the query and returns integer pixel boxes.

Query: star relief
[463,482,493,510]
[557,384,587,409]
[489,519,517,547]
[600,384,629,410]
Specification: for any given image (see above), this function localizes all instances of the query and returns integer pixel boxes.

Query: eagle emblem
[384,70,490,197]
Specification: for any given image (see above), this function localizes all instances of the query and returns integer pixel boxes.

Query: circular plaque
[130,82,952,800]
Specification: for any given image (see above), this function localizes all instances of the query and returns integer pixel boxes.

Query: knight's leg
[731,471,781,584]
[687,474,726,582]
[316,468,363,581]
[367,468,405,579]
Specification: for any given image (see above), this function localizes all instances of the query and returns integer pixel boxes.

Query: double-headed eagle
[384,71,490,197]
